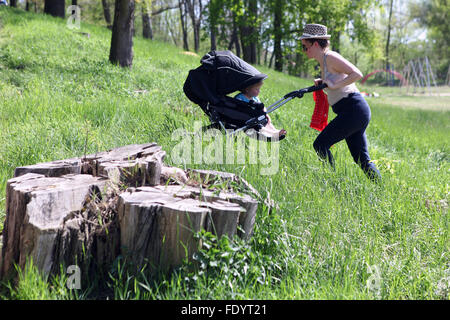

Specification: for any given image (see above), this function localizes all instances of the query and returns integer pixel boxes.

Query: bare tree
[273,0,283,71]
[239,0,258,63]
[228,10,241,57]
[102,0,113,29]
[141,0,153,39]
[179,0,189,51]
[109,0,135,67]
[142,1,178,40]
[185,0,203,52]
[165,14,179,46]
[44,0,66,18]
[385,0,394,82]
[70,0,78,16]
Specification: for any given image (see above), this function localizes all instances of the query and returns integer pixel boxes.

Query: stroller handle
[232,83,328,136]
[284,83,328,99]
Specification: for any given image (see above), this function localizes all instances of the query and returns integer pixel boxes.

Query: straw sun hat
[299,24,331,40]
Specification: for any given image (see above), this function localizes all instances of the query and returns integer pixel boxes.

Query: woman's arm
[324,52,363,90]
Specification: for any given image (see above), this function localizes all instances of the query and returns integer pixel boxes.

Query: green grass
[0,7,449,300]
[360,84,450,112]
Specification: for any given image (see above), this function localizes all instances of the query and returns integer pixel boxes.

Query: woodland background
[6,0,450,84]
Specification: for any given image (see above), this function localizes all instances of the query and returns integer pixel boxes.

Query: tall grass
[0,7,448,300]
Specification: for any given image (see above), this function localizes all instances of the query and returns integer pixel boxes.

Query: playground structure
[361,57,440,94]
[361,68,407,86]
[403,57,438,93]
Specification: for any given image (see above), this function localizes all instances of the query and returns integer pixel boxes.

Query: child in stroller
[183,50,325,141]
[183,50,288,141]
[235,80,286,140]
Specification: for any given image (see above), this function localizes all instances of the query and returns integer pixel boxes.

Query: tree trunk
[70,0,77,16]
[229,12,241,57]
[208,0,218,51]
[250,0,258,64]
[333,30,341,53]
[273,0,283,71]
[9,0,17,7]
[141,1,153,39]
[102,0,113,29]
[239,0,258,64]
[44,0,66,18]
[0,144,259,282]
[240,25,252,62]
[386,0,394,83]
[263,41,269,66]
[186,0,202,52]
[210,29,217,51]
[165,15,179,46]
[179,0,189,51]
[109,0,135,68]
[268,50,273,68]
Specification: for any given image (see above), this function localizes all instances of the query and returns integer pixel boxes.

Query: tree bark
[385,0,394,84]
[109,0,135,68]
[0,144,259,281]
[210,30,217,51]
[44,0,66,18]
[239,0,258,64]
[186,0,202,52]
[141,1,153,39]
[102,0,113,29]
[69,0,78,17]
[229,12,241,57]
[179,0,189,51]
[273,0,283,71]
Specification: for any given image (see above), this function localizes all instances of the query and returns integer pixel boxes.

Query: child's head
[242,81,263,98]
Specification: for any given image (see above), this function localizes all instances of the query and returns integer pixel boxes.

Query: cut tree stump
[0,143,259,281]
[1,173,109,279]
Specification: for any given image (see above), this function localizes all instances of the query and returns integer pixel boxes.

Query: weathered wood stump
[0,143,259,281]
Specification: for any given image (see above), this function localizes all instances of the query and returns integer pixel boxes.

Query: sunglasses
[302,43,312,52]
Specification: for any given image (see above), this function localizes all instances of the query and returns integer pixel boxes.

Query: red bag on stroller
[310,89,329,131]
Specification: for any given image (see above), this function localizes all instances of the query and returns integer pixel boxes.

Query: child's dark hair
[306,39,330,49]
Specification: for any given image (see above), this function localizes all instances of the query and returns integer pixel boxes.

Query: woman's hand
[323,79,337,90]
[315,78,336,89]
[316,78,336,90]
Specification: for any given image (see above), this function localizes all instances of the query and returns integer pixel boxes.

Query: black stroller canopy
[202,50,268,95]
[184,50,268,106]
[183,50,327,136]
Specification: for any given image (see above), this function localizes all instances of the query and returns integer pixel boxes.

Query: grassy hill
[0,7,448,300]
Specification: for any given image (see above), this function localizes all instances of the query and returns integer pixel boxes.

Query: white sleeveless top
[322,51,359,106]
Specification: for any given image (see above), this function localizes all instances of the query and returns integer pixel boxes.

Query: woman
[300,24,381,181]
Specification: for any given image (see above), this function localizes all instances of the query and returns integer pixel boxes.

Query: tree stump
[0,143,259,281]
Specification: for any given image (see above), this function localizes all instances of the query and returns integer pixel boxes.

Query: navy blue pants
[313,92,381,181]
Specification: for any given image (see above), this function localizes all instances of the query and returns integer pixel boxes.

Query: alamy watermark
[66,265,81,290]
[366,264,381,297]
[170,121,280,175]
[66,5,81,30]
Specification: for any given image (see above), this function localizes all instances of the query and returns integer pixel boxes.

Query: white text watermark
[170,121,280,175]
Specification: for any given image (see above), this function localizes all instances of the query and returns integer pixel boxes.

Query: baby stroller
[183,50,326,137]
